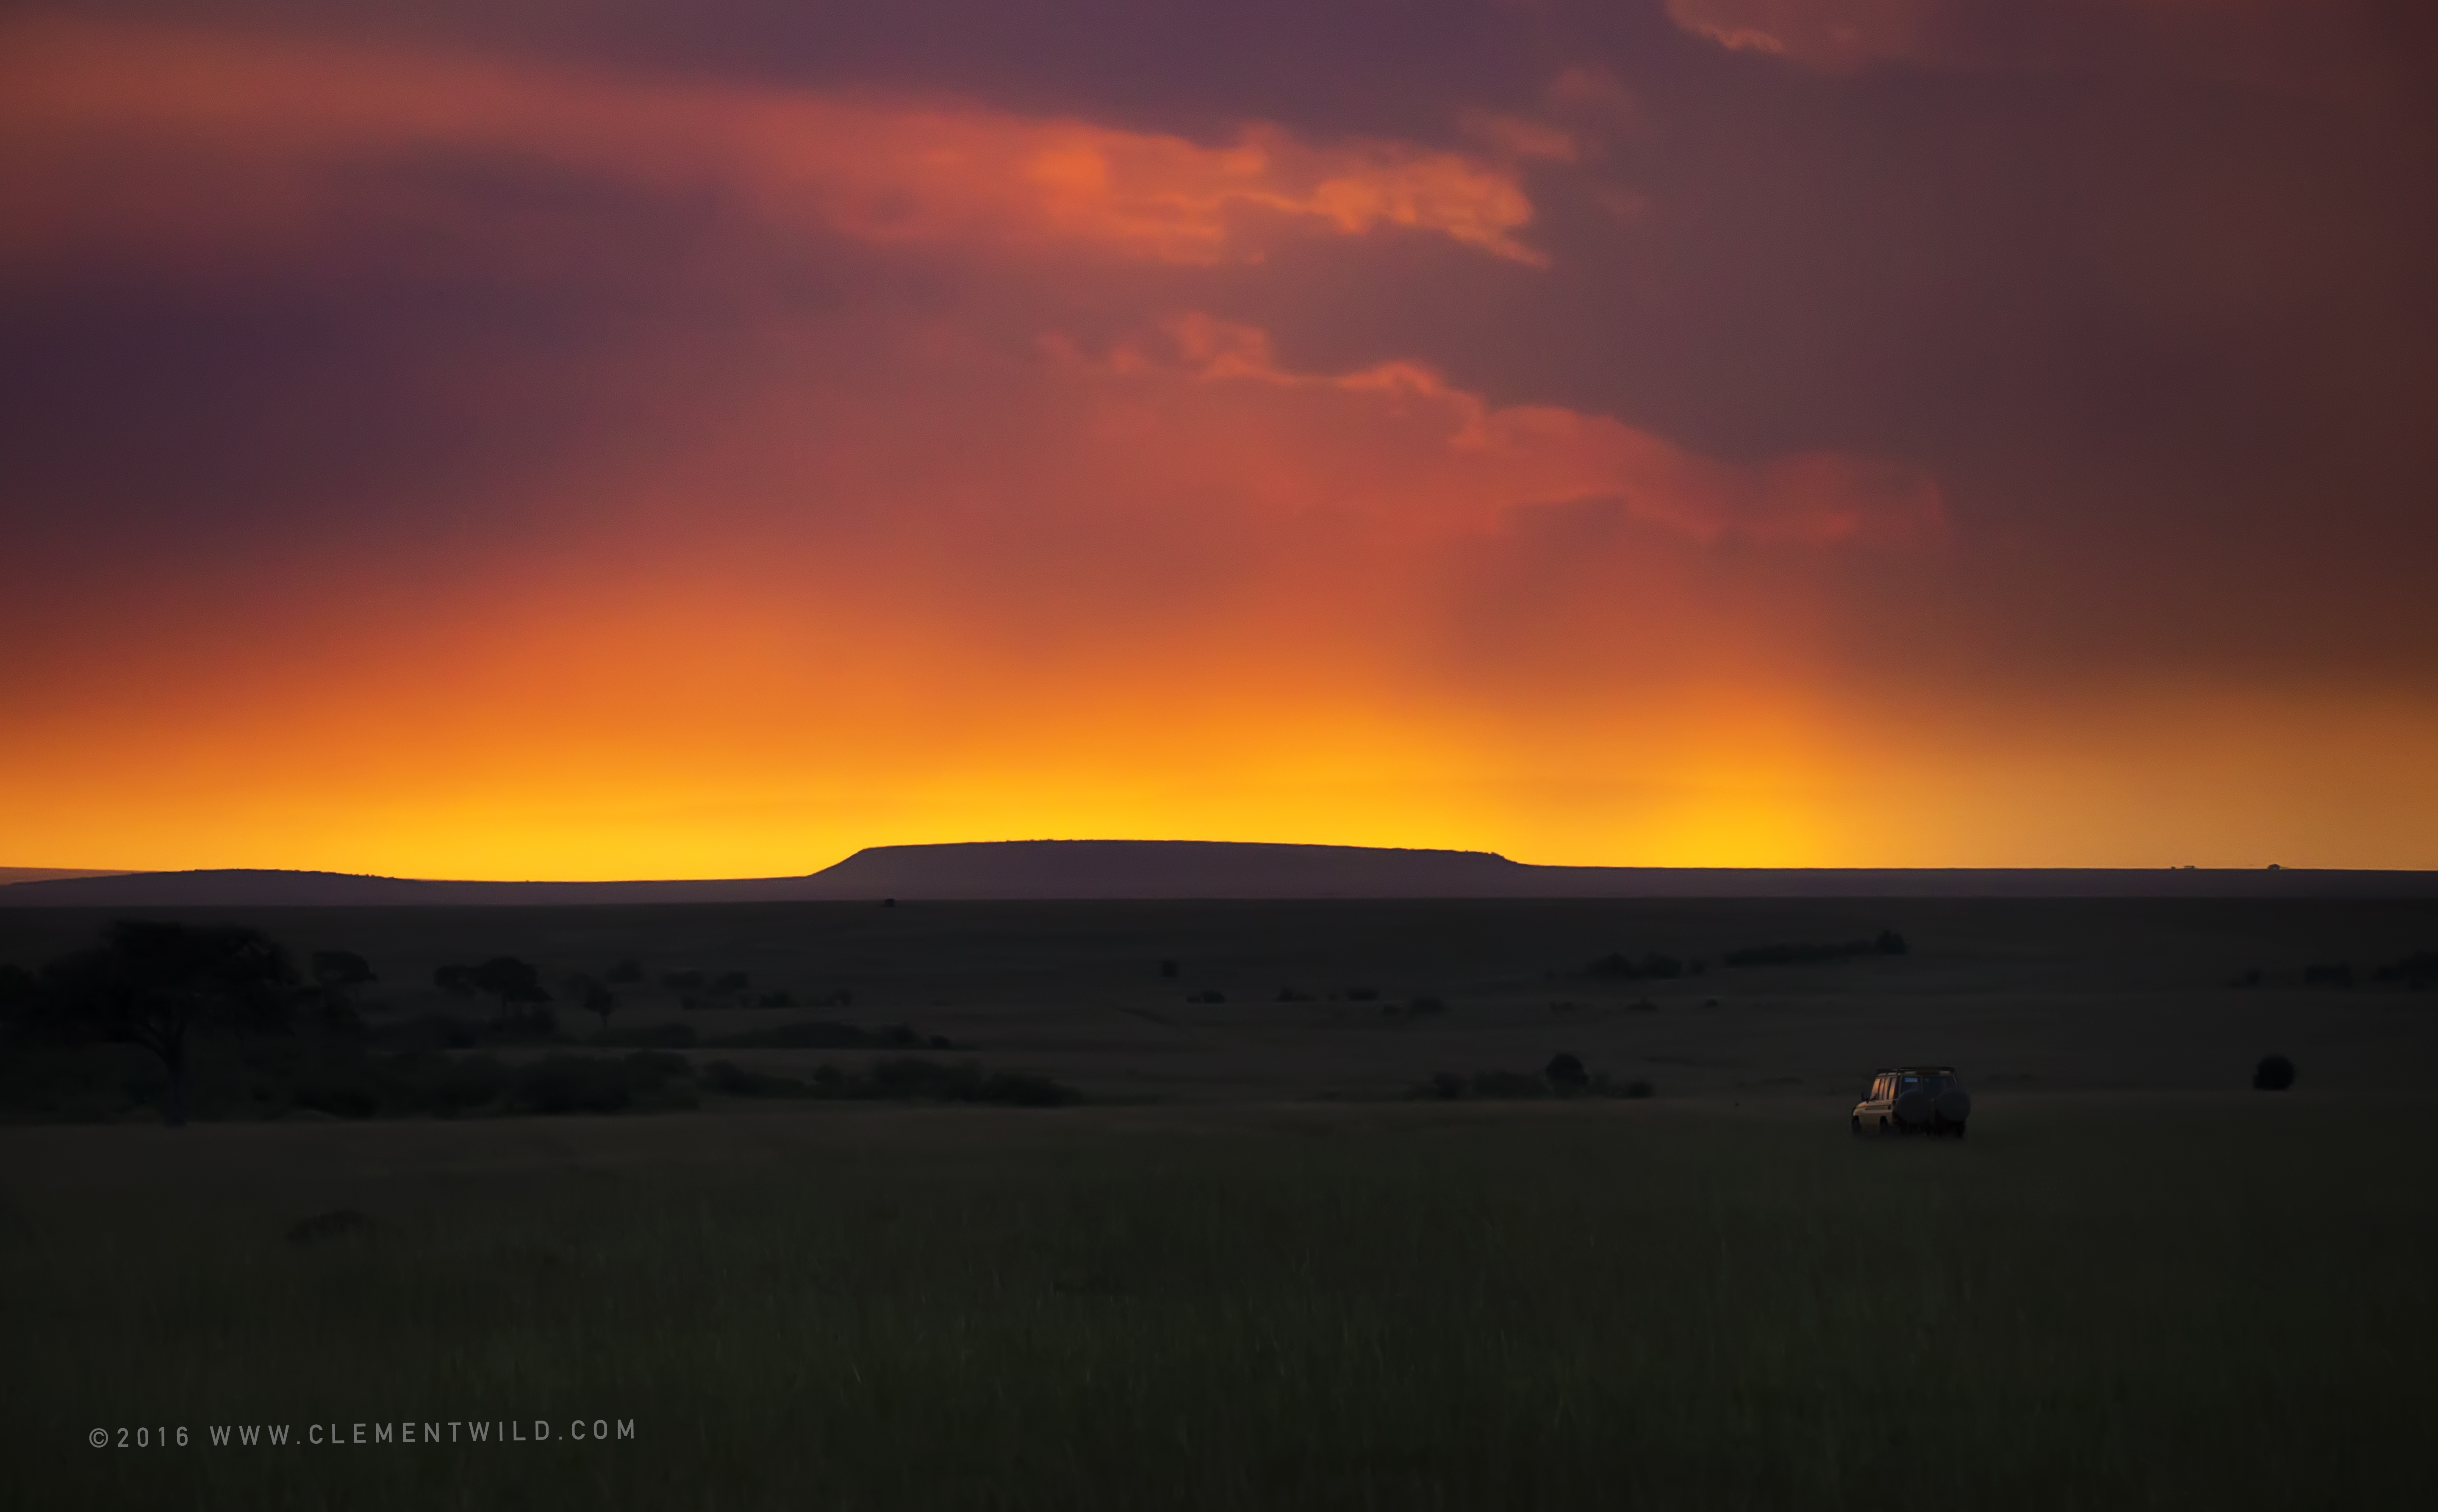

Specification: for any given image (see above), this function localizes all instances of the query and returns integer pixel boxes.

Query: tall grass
[5,1096,2434,1509]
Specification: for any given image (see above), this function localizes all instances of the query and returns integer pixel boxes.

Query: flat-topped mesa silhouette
[2,842,2434,906]
[815,841,1525,899]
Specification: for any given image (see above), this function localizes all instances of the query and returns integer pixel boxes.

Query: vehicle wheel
[1851,1117,1863,1137]
[1953,1122,1967,1140]
[1878,1117,1890,1135]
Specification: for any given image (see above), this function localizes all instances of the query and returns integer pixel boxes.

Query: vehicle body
[1852,1065,1970,1137]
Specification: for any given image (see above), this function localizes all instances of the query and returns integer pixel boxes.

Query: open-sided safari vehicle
[1853,1065,1971,1138]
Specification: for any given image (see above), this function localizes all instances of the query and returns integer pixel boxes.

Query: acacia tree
[564,973,616,1031]
[40,920,296,1125]
[311,950,376,993]
[471,956,552,1032]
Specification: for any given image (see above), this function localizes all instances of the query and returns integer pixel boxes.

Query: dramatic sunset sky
[3,0,2434,877]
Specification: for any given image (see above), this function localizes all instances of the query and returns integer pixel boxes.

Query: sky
[3,0,2435,877]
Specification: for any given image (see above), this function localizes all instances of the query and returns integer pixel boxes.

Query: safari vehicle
[1853,1066,1971,1138]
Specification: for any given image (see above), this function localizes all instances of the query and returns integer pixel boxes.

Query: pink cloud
[0,18,1547,271]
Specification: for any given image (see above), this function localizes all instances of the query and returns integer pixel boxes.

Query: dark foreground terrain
[6,1099,2434,1510]
[3,898,2435,1507]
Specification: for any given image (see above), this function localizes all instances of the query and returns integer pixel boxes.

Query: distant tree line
[0,921,1039,1125]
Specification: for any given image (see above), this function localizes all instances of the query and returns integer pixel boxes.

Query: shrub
[288,1080,379,1119]
[712,1020,910,1049]
[1414,1065,1654,1101]
[2372,952,2438,986]
[2253,1054,2297,1091]
[755,990,795,1008]
[380,1013,487,1051]
[2302,963,2353,988]
[1344,986,1378,1002]
[1159,959,1179,979]
[1468,1071,1549,1099]
[1725,934,1907,968]
[294,1051,511,1118]
[510,1052,693,1115]
[1187,991,1227,1004]
[1587,952,1681,980]
[713,971,750,993]
[862,1057,1081,1106]
[594,1023,696,1049]
[309,951,376,988]
[606,958,645,984]
[701,1060,809,1098]
[286,1210,377,1246]
[661,971,707,991]
[0,962,36,1022]
[969,1070,1080,1107]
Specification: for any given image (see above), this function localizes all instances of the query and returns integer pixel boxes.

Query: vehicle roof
[1873,1065,1956,1074]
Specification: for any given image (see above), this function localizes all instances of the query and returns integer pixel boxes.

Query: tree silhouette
[565,973,617,1030]
[0,963,33,1019]
[310,950,376,989]
[39,920,295,1125]
[1545,1051,1589,1093]
[469,956,552,1031]
[431,956,553,1030]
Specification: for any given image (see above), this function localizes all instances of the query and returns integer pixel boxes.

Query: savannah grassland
[4,898,2436,1509]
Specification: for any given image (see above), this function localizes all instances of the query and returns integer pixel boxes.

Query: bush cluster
[380,1012,560,1051]
[1586,952,1683,980]
[712,1021,950,1050]
[1419,1055,1654,1101]
[1725,931,1907,967]
[593,1023,700,1049]
[702,1057,1079,1107]
[2372,952,2438,987]
[289,1051,698,1119]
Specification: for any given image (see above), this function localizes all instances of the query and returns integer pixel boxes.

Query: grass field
[6,1095,2436,1509]
[4,898,2435,1506]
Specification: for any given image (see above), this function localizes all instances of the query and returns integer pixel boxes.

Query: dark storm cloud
[5,3,2438,712]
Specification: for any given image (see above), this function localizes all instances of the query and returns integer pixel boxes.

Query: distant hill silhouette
[0,867,134,887]
[2,840,2432,906]
[815,841,1527,899]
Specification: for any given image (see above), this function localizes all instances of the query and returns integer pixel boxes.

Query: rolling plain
[5,896,2435,1508]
